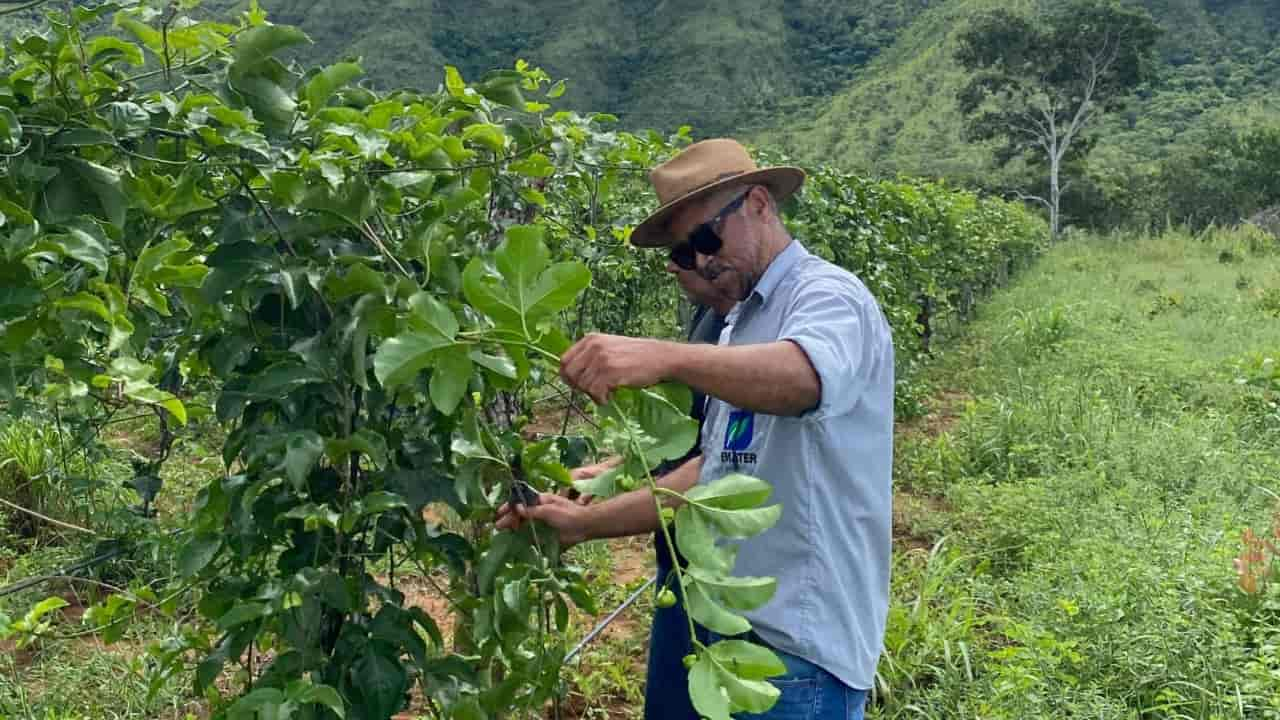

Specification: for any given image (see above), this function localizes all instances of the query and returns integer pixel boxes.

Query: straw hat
[630,138,806,248]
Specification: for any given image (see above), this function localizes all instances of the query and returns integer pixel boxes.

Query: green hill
[5,0,1276,224]
[762,0,1280,190]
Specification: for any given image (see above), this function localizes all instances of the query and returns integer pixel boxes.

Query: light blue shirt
[697,239,894,691]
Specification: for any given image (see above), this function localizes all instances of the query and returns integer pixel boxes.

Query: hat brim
[629,166,807,248]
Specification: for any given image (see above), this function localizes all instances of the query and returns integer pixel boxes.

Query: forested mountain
[3,0,1277,226]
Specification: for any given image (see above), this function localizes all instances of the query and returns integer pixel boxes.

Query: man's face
[665,186,762,302]
[672,264,734,314]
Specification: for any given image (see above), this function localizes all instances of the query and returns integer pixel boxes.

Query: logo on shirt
[724,411,754,451]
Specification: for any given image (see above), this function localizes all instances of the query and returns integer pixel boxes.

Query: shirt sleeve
[779,278,882,419]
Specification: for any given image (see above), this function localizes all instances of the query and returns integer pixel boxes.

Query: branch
[1011,190,1052,213]
[0,497,97,536]
[0,0,51,17]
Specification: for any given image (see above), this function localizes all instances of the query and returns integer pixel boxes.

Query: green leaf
[683,577,750,636]
[305,62,364,111]
[685,473,773,510]
[373,331,457,390]
[444,65,468,98]
[689,642,784,719]
[178,533,222,577]
[105,102,150,138]
[689,654,732,720]
[39,226,109,276]
[602,385,699,467]
[462,123,506,153]
[246,363,325,399]
[109,357,154,382]
[42,160,127,229]
[123,380,188,425]
[216,602,271,630]
[684,566,777,611]
[675,504,735,575]
[351,650,408,720]
[281,431,324,489]
[707,639,787,680]
[25,596,69,624]
[87,37,145,67]
[407,292,459,339]
[230,24,311,80]
[696,503,782,540]
[115,16,162,53]
[55,292,111,322]
[462,225,591,334]
[430,346,473,415]
[296,683,346,718]
[0,107,21,152]
[325,428,389,469]
[233,74,298,131]
[476,531,531,595]
[469,350,518,379]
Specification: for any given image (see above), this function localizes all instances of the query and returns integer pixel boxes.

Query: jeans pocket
[738,676,818,720]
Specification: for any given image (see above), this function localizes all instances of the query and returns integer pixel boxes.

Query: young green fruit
[660,507,675,524]
[656,588,677,608]
[682,653,697,670]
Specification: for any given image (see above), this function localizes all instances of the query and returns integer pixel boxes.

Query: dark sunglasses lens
[690,224,722,255]
[670,243,697,270]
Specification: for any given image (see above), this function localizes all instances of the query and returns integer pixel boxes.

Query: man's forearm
[581,455,703,541]
[664,340,819,416]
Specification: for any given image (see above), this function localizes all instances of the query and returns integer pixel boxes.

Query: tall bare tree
[956,0,1160,239]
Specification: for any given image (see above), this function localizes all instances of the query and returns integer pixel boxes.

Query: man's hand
[496,493,594,548]
[560,333,675,405]
[558,460,617,506]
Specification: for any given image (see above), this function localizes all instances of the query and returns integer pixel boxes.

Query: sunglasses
[668,190,751,271]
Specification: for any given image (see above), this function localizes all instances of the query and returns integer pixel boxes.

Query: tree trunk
[1049,154,1062,241]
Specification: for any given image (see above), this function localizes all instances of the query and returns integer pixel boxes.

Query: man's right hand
[496,492,595,549]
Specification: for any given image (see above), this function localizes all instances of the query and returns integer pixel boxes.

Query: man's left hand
[560,333,673,405]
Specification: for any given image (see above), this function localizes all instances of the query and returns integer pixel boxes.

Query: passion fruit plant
[0,2,784,718]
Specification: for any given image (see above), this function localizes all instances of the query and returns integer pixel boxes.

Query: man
[500,138,894,719]
[571,265,732,719]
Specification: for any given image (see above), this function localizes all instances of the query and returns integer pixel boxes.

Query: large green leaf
[429,345,473,415]
[178,533,222,578]
[686,474,773,510]
[0,107,21,152]
[304,62,364,112]
[674,504,735,575]
[351,650,408,720]
[683,577,750,636]
[688,654,732,720]
[684,566,777,611]
[695,503,782,540]
[41,160,127,229]
[230,25,311,80]
[707,639,787,680]
[462,225,590,335]
[123,380,188,425]
[373,330,458,390]
[407,292,459,339]
[280,431,324,489]
[600,385,699,469]
[689,641,785,720]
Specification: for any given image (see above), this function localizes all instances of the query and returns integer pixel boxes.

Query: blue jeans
[731,642,868,720]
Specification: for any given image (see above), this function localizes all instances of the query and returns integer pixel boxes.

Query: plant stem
[629,435,700,651]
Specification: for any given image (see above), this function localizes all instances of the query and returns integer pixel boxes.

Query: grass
[878,226,1280,718]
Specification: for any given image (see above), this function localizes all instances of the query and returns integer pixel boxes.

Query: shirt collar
[749,239,806,307]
